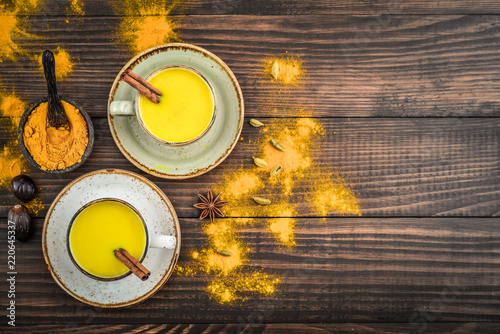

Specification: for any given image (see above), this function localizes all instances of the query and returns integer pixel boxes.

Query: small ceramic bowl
[18,96,94,173]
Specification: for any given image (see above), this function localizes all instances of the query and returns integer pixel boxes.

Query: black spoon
[42,50,69,129]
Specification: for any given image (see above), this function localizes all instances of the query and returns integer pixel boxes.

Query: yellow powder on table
[213,119,323,219]
[129,16,177,53]
[202,219,248,275]
[0,1,43,62]
[0,144,27,188]
[23,101,88,171]
[0,94,33,193]
[24,196,43,215]
[214,171,264,217]
[219,171,261,200]
[36,47,74,81]
[177,53,362,306]
[175,218,281,304]
[309,176,361,217]
[112,0,182,53]
[1,94,27,131]
[265,56,304,85]
[0,7,26,62]
[14,0,45,14]
[261,118,324,196]
[69,0,84,15]
[268,218,296,248]
[206,271,280,304]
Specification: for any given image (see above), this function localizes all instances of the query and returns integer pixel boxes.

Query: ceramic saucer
[107,43,244,179]
[42,169,181,308]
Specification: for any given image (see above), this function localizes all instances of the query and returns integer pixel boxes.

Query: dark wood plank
[13,322,500,334]
[2,15,500,117]
[2,118,500,218]
[1,217,499,324]
[17,0,500,16]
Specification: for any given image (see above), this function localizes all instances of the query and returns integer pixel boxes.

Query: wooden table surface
[1,1,500,333]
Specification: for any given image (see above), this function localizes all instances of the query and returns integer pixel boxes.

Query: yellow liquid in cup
[139,68,215,143]
[69,201,146,278]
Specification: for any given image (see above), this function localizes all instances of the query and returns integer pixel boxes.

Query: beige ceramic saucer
[107,43,244,179]
[42,169,181,308]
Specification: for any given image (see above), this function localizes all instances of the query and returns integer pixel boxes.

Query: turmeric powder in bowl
[23,101,89,171]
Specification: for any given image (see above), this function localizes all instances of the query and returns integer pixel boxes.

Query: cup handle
[109,101,135,116]
[150,234,176,249]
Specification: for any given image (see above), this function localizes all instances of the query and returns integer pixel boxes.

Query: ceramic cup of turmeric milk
[109,65,217,145]
[66,198,176,281]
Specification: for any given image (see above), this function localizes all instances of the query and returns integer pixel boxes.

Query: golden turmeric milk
[69,200,146,278]
[139,67,215,143]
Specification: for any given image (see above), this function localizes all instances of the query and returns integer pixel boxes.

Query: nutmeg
[10,175,37,203]
[8,205,33,242]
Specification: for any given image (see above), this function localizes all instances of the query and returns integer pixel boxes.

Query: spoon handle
[42,50,68,128]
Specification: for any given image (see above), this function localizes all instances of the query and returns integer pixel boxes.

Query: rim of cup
[66,198,149,282]
[135,65,218,146]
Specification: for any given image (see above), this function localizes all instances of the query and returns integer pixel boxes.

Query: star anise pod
[193,190,228,223]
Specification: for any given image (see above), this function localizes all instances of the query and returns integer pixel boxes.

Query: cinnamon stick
[114,248,150,281]
[125,70,162,96]
[121,71,160,104]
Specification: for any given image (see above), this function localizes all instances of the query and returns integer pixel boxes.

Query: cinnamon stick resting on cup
[114,248,151,281]
[121,70,162,104]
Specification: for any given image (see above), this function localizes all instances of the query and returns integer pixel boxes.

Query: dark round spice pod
[10,174,37,202]
[8,205,33,242]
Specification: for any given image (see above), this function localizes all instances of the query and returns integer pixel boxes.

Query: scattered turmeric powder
[112,0,182,53]
[24,196,43,215]
[257,55,311,116]
[1,93,27,131]
[0,145,27,188]
[69,0,84,15]
[203,219,248,275]
[265,57,304,85]
[0,6,29,62]
[0,0,44,62]
[309,176,361,216]
[0,94,29,187]
[23,101,88,170]
[221,171,261,200]
[214,116,359,241]
[36,47,74,81]
[206,271,280,304]
[14,0,45,14]
[268,218,296,248]
[0,2,45,212]
[261,118,323,195]
[177,54,360,305]
[175,217,281,304]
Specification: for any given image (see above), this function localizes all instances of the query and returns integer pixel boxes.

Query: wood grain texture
[14,0,500,16]
[1,118,499,218]
[12,322,500,334]
[0,217,499,325]
[2,2,500,330]
[2,15,500,117]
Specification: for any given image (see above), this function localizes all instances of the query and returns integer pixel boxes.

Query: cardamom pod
[270,165,282,178]
[270,138,285,152]
[217,250,232,257]
[253,157,268,168]
[271,61,279,80]
[253,196,271,205]
[250,119,265,128]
